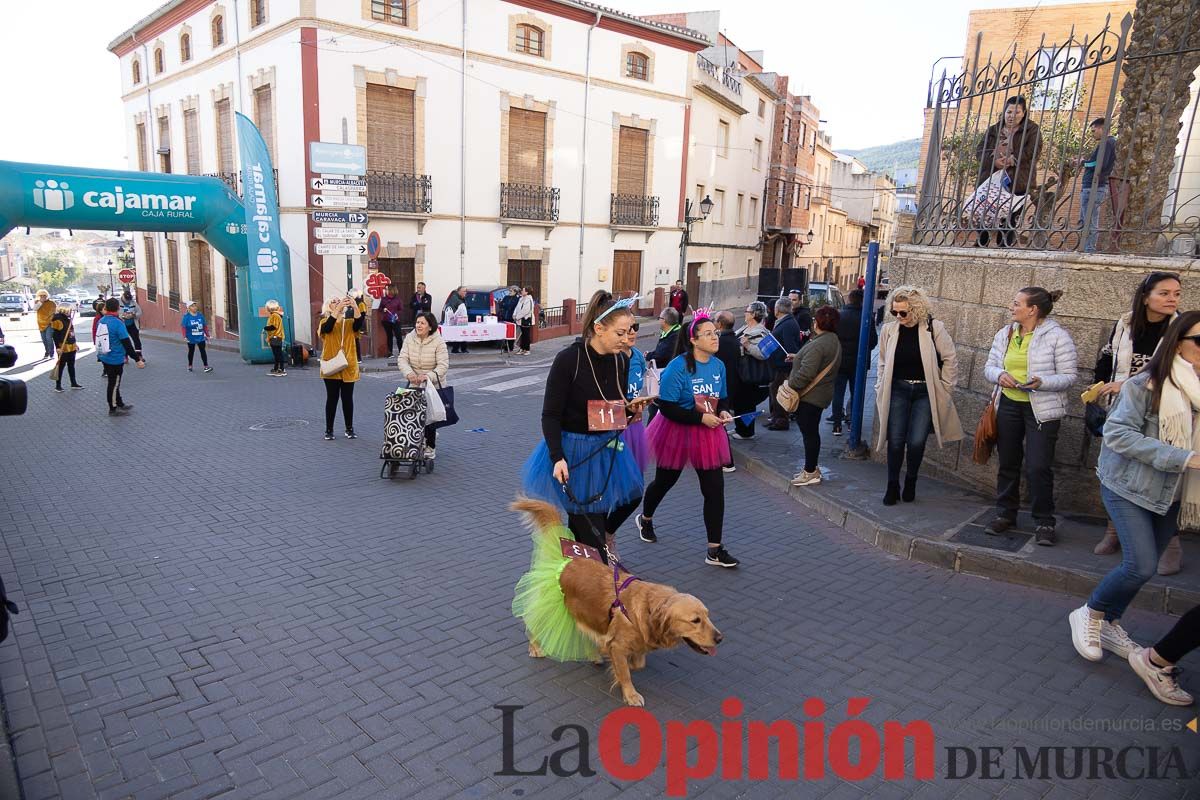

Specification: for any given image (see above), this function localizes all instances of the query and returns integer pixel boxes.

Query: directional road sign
[311,211,368,225]
[311,177,367,191]
[311,194,368,209]
[314,228,367,239]
[309,142,367,175]
[315,243,367,256]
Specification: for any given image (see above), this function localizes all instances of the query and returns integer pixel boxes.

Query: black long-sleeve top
[1094,317,1169,383]
[542,341,630,462]
[319,313,366,336]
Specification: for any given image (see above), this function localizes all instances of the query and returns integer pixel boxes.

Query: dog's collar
[610,560,639,621]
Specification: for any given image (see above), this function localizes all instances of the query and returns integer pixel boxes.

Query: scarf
[1157,354,1200,529]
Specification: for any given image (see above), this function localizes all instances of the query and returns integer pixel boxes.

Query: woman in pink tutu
[636,312,740,568]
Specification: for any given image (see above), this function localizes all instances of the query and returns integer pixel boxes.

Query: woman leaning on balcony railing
[974,96,1041,248]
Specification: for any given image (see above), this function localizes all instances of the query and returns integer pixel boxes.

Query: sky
[0,0,1104,168]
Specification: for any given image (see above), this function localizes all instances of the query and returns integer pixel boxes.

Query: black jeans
[323,379,355,432]
[767,370,791,426]
[995,395,1061,526]
[270,344,286,371]
[381,321,402,355]
[831,372,853,425]
[55,351,77,389]
[103,363,125,410]
[186,342,208,367]
[1155,604,1200,664]
[643,467,724,545]
[568,497,641,564]
[794,402,823,472]
[518,323,532,352]
[886,381,933,484]
[125,323,142,353]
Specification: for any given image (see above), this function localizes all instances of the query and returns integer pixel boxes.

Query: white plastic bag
[424,378,447,423]
[643,360,661,397]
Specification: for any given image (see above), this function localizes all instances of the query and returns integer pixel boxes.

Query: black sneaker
[109,406,131,416]
[345,429,357,440]
[1035,525,1057,546]
[54,386,64,393]
[705,547,739,568]
[324,431,335,441]
[985,516,1015,535]
[832,423,843,436]
[203,366,214,373]
[636,514,656,543]
[70,384,84,389]
[117,404,133,412]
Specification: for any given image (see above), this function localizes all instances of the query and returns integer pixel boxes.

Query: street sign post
[308,142,367,175]
[311,211,368,225]
[311,194,368,209]
[118,268,136,284]
[314,228,367,240]
[315,243,367,256]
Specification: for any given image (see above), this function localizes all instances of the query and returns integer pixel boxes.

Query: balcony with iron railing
[500,183,560,237]
[810,184,832,205]
[366,171,432,215]
[610,193,660,228]
[694,53,744,114]
[202,169,279,195]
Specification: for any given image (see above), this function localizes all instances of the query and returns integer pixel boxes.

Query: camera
[0,346,27,416]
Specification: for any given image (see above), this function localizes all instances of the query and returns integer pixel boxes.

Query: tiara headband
[595,295,637,324]
[689,308,713,338]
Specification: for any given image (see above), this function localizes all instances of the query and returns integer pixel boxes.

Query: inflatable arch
[0,160,290,363]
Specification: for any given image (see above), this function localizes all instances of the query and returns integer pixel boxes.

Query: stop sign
[118,268,136,284]
[365,271,391,299]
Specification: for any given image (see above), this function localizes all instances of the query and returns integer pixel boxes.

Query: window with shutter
[515,24,543,56]
[718,120,730,158]
[215,99,234,172]
[223,259,238,331]
[626,52,648,81]
[254,85,276,163]
[184,109,201,175]
[249,0,266,28]
[370,0,407,25]
[365,83,415,174]
[135,123,148,172]
[166,237,181,310]
[154,48,164,74]
[507,109,546,186]
[144,236,158,301]
[132,59,141,84]
[158,116,171,173]
[180,33,191,63]
[616,126,647,196]
[212,16,225,46]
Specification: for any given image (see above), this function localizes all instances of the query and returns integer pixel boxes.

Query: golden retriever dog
[512,498,722,707]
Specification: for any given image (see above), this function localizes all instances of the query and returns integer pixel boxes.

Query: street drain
[248,419,310,431]
[950,525,1031,553]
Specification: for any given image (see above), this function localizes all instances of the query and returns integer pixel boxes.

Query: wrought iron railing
[203,169,279,195]
[697,53,742,96]
[915,12,1200,257]
[500,183,560,222]
[610,193,660,227]
[540,304,563,328]
[366,171,432,213]
[810,184,832,205]
[575,302,589,321]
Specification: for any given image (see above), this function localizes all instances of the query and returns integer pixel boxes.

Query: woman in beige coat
[397,311,450,458]
[874,286,964,505]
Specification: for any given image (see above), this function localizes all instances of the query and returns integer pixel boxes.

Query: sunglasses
[1181,335,1200,346]
[630,323,640,333]
[890,309,909,318]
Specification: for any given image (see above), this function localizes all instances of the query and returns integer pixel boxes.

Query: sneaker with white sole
[636,514,656,543]
[1069,605,1103,662]
[705,546,739,568]
[1127,647,1193,706]
[424,447,436,459]
[722,465,736,473]
[1100,619,1138,659]
[791,468,821,487]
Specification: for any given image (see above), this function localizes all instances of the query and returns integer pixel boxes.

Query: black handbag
[1084,402,1107,437]
[430,375,459,430]
[737,354,773,386]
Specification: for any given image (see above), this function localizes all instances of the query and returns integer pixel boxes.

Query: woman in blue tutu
[521,291,651,562]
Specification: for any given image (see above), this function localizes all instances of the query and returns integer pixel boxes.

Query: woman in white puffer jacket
[982,287,1078,545]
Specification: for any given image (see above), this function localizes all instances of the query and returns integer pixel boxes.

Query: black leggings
[55,351,77,388]
[567,497,641,563]
[126,323,142,353]
[270,344,285,371]
[794,403,823,472]
[323,379,355,432]
[103,363,124,410]
[425,426,437,449]
[643,467,724,545]
[187,342,208,367]
[1155,604,1200,664]
[382,321,402,354]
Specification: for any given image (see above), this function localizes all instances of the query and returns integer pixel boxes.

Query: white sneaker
[731,432,754,440]
[1127,647,1193,706]
[1100,619,1139,659]
[424,447,436,459]
[722,465,736,473]
[791,469,821,487]
[1069,605,1103,662]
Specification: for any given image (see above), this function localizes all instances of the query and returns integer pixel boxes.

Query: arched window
[515,24,544,57]
[626,51,648,81]
[180,33,191,63]
[131,59,141,84]
[249,0,266,28]
[211,15,225,47]
[154,47,165,74]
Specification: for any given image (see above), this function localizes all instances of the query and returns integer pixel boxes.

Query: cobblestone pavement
[0,337,1197,799]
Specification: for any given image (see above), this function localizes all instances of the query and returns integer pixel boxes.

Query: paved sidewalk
[730,390,1200,615]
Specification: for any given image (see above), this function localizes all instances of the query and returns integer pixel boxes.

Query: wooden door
[612,251,642,301]
[376,258,416,322]
[506,260,542,300]
[188,241,213,319]
[686,262,702,310]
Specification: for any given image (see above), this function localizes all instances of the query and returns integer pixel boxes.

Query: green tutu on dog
[512,525,599,662]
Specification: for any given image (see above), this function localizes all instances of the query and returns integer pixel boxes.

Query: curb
[731,441,1199,616]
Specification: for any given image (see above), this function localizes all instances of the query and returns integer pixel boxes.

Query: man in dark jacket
[766,298,802,430]
[1079,117,1117,253]
[830,289,878,435]
[646,307,681,367]
[410,282,432,319]
[789,291,813,340]
[713,310,743,469]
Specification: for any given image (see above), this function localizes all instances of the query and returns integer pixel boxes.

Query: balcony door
[366,83,415,176]
[616,127,648,196]
[506,260,542,302]
[376,257,415,324]
[188,240,214,320]
[508,109,546,187]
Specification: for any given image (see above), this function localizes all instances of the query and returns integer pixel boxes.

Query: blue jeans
[39,326,54,356]
[831,373,852,425]
[1078,185,1108,253]
[1088,486,1178,621]
[886,381,933,484]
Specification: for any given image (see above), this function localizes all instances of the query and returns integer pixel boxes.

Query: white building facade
[109,0,708,344]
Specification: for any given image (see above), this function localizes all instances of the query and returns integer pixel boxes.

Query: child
[181,302,213,373]
[50,308,82,392]
[264,299,287,376]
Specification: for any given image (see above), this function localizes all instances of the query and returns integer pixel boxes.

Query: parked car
[807,282,846,310]
[0,294,27,315]
[52,294,79,312]
[75,296,99,316]
[458,286,510,322]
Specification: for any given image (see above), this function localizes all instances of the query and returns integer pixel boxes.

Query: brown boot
[1093,521,1120,556]
[1158,535,1182,576]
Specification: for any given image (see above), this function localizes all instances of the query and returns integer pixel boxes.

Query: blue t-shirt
[95,315,131,366]
[181,313,207,343]
[657,353,727,410]
[627,349,647,399]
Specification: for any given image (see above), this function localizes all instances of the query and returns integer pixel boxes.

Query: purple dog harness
[610,560,639,621]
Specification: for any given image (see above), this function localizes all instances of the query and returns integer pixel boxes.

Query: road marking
[3,346,97,383]
[474,374,546,393]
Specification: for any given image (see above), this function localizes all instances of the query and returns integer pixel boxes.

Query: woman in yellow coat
[319,296,364,440]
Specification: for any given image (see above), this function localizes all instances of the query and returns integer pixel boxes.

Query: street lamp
[805,229,815,245]
[677,195,713,282]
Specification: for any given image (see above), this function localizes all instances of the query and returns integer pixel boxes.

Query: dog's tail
[510,496,564,534]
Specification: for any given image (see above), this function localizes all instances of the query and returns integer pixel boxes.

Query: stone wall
[884,245,1200,511]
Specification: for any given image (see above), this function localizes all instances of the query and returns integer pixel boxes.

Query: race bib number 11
[587,400,627,431]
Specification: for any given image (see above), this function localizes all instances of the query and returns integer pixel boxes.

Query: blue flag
[758,331,782,359]
[236,112,292,363]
